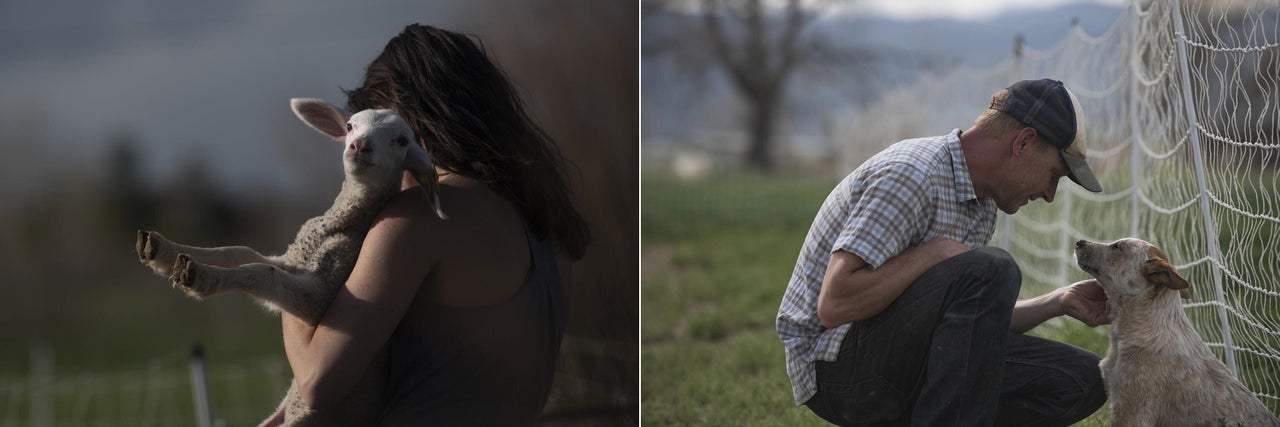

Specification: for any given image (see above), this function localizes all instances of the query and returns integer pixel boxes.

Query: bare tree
[648,0,854,171]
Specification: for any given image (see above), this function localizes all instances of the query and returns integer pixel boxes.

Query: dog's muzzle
[1074,240,1100,276]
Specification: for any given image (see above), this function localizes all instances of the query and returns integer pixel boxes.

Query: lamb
[135,98,446,426]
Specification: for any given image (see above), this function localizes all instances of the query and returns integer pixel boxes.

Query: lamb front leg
[137,230,275,275]
[170,258,332,324]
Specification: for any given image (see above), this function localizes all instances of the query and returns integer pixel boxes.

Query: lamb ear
[1142,258,1191,299]
[290,98,349,141]
[404,143,448,220]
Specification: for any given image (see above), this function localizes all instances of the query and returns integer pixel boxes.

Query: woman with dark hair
[277,24,589,425]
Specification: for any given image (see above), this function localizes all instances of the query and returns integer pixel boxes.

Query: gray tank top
[376,218,565,425]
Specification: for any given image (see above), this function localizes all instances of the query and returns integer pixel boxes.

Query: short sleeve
[833,163,932,268]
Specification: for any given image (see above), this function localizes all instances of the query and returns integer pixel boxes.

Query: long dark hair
[346,24,589,260]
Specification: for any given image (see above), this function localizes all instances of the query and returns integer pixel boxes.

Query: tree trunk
[747,104,773,171]
[745,89,779,171]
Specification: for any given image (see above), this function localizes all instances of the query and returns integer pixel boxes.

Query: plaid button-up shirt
[777,129,998,405]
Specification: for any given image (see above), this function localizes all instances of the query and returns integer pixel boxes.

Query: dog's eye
[1111,243,1121,251]
[346,123,353,132]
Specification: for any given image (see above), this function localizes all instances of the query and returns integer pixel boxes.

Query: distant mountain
[828,3,1126,69]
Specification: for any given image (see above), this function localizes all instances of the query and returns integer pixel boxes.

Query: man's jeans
[804,247,1107,427]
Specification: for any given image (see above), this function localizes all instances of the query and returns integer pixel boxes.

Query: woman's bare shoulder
[379,186,448,222]
[407,176,529,306]
[360,187,449,268]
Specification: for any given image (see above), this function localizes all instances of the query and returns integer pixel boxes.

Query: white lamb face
[342,109,414,185]
[291,98,439,193]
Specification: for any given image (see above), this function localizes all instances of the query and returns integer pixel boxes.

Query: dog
[1075,238,1279,426]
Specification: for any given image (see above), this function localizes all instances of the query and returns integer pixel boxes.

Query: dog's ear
[1142,258,1191,299]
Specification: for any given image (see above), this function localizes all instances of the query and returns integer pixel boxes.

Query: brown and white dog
[1075,238,1279,427]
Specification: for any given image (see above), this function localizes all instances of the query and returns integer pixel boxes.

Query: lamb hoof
[171,254,207,298]
[136,230,157,262]
[137,230,175,276]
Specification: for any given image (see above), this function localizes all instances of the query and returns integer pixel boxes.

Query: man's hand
[1011,278,1110,333]
[1059,279,1109,327]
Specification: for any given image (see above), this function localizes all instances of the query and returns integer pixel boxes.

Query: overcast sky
[0,0,477,200]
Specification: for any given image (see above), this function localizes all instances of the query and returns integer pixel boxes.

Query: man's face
[995,136,1069,215]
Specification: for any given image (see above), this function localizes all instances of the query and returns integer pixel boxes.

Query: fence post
[29,343,53,427]
[1128,1,1142,239]
[1169,0,1238,377]
[189,344,214,427]
[1056,189,1073,286]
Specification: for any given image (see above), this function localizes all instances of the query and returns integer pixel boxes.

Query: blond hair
[973,89,1029,138]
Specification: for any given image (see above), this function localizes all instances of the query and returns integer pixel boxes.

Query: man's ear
[1142,258,1191,299]
[1013,127,1038,155]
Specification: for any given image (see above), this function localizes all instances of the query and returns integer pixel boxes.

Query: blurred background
[644,0,1280,425]
[0,0,636,425]
[643,0,1125,173]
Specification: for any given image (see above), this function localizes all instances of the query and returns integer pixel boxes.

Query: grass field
[0,273,292,426]
[641,170,1111,426]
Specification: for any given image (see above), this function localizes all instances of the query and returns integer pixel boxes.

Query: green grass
[0,353,291,426]
[0,273,290,426]
[641,170,1111,425]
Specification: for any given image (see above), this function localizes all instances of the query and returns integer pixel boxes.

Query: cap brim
[1062,151,1102,193]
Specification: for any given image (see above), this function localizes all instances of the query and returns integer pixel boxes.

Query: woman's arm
[282,192,438,408]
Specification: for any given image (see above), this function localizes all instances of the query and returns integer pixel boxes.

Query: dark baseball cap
[992,79,1102,193]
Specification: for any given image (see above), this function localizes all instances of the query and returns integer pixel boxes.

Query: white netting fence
[2,334,632,427]
[0,345,291,427]
[839,0,1280,412]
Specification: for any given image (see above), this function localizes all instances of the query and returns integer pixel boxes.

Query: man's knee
[960,246,1022,297]
[970,246,1019,277]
